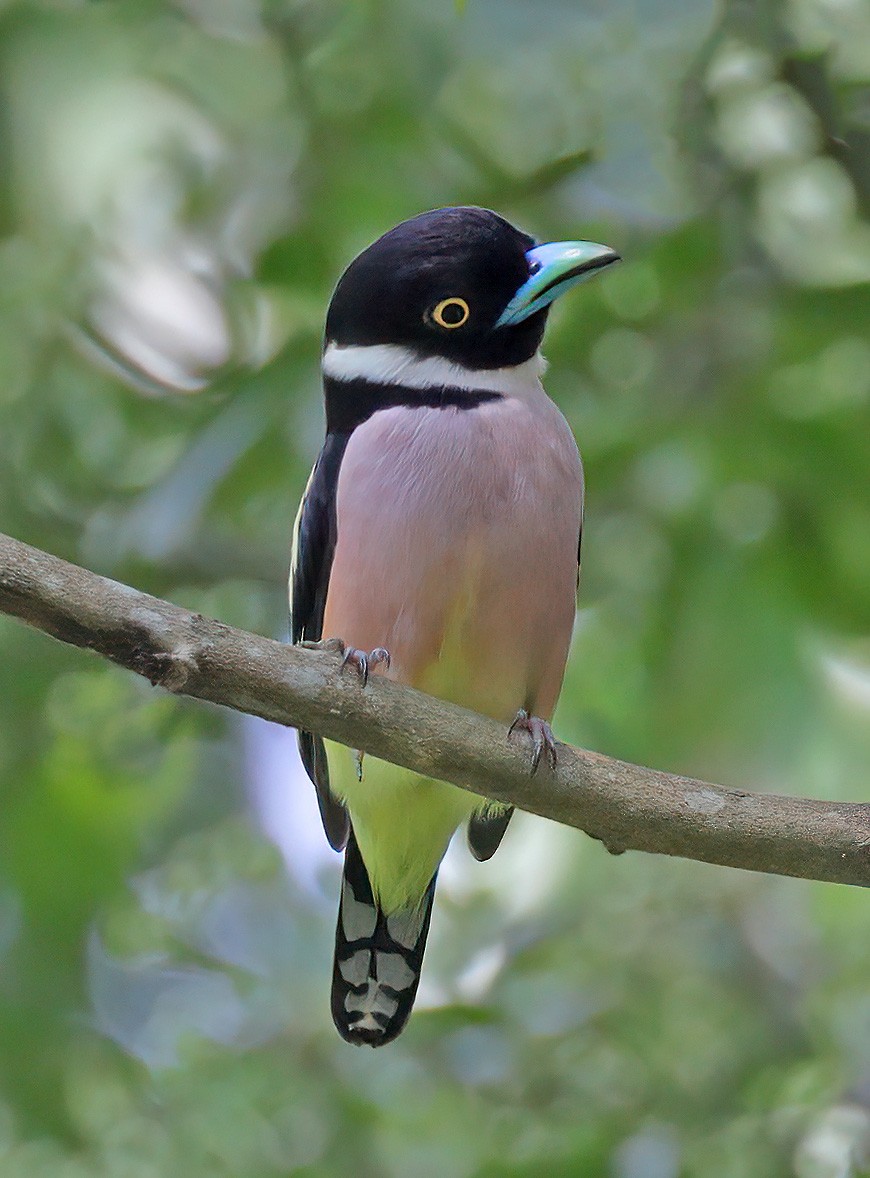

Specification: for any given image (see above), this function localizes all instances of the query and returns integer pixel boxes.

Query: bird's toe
[340,642,391,686]
[508,709,558,774]
[299,638,391,686]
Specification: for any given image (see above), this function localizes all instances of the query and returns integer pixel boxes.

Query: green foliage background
[1,0,869,1174]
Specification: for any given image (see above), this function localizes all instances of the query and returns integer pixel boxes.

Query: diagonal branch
[1,530,868,887]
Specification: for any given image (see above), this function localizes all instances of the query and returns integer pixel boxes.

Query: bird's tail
[331,827,436,1047]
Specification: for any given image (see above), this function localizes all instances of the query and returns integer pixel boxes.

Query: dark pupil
[441,301,465,324]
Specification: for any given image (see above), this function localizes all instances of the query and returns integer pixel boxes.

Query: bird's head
[323,206,619,374]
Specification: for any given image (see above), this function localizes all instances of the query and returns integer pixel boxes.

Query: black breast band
[324,377,503,434]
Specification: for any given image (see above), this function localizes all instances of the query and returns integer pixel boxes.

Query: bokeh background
[1,0,869,1174]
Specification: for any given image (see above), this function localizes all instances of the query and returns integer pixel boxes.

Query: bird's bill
[495,240,620,327]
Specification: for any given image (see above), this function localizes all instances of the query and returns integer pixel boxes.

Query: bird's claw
[339,642,391,687]
[299,637,391,686]
[508,709,558,775]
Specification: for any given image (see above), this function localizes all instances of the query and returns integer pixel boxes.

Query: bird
[289,206,619,1046]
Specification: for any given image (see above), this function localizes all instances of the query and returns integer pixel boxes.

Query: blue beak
[496,239,620,327]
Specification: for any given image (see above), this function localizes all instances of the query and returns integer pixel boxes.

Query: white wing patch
[287,461,317,619]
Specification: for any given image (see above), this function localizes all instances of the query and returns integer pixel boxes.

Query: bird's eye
[429,297,470,329]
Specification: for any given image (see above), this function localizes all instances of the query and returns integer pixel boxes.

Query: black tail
[331,828,436,1047]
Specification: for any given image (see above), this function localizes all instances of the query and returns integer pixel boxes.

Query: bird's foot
[508,709,558,775]
[337,640,391,686]
[300,638,391,686]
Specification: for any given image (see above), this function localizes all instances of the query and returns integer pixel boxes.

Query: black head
[325,207,546,370]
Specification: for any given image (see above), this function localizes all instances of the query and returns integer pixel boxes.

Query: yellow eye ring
[430,297,470,329]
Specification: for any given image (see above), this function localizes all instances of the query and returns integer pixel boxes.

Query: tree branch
[1,530,868,887]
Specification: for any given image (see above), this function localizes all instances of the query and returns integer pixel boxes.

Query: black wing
[467,805,514,861]
[290,432,351,851]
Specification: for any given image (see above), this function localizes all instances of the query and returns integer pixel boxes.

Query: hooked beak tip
[497,239,620,328]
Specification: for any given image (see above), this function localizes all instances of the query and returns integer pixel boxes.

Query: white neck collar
[322,342,547,395]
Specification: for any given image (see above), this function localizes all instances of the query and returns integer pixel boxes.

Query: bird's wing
[467,804,514,861]
[290,432,351,851]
